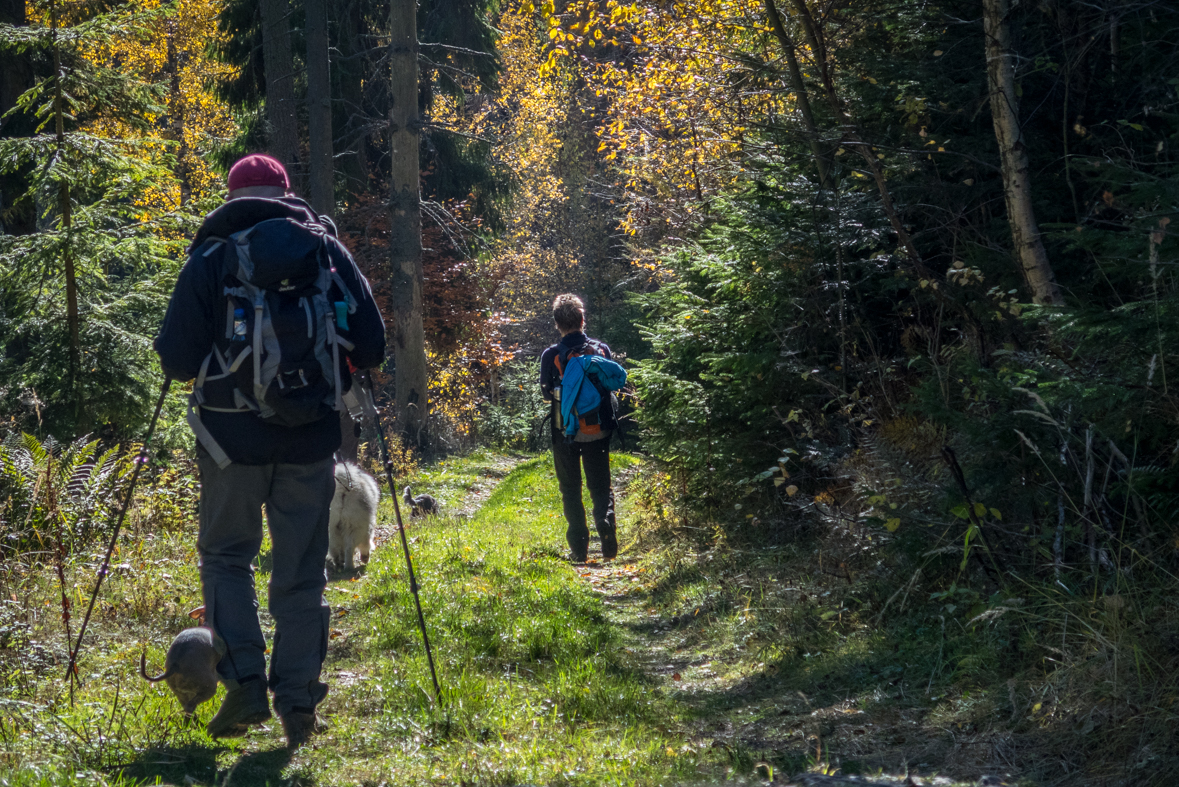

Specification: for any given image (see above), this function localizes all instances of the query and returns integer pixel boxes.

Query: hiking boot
[568,536,589,564]
[601,530,618,561]
[282,708,328,749]
[206,677,271,739]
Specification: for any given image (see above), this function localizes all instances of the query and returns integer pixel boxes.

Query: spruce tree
[0,0,195,439]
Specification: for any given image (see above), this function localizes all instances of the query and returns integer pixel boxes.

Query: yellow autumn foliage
[76,0,236,212]
[431,0,596,337]
[542,0,789,247]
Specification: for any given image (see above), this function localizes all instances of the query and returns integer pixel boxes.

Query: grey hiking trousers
[196,454,334,716]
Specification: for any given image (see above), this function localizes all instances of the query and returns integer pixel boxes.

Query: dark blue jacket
[155,196,385,465]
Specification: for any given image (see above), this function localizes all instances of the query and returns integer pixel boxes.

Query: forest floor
[1,451,1020,786]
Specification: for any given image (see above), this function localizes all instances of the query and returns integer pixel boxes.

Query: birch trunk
[389,0,428,443]
[984,0,1064,306]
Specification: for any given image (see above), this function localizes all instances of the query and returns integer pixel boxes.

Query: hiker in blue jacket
[155,154,385,747]
[539,294,620,562]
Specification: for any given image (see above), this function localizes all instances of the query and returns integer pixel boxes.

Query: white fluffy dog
[328,462,380,570]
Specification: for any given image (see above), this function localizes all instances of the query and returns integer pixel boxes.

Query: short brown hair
[552,294,586,332]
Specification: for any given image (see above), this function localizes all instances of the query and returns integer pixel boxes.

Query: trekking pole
[66,378,172,687]
[360,372,443,706]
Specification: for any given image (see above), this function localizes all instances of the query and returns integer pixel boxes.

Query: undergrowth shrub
[130,455,200,534]
[625,108,1179,778]
[0,434,127,560]
[478,357,550,451]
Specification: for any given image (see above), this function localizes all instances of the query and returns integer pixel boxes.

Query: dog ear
[188,605,206,622]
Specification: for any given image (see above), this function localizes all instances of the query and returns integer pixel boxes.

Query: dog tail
[140,649,173,682]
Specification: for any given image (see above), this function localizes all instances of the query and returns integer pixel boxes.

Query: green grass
[310,453,700,784]
[1,451,747,786]
[2,449,1018,786]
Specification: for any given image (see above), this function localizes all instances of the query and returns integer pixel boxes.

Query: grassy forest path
[575,517,995,787]
[5,451,998,787]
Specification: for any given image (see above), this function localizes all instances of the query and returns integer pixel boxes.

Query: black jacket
[155,196,385,465]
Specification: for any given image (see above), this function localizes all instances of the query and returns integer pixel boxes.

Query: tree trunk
[166,18,191,205]
[1109,3,1121,74]
[334,0,368,197]
[764,0,831,189]
[260,0,300,183]
[52,3,81,424]
[305,0,334,217]
[983,0,1064,306]
[389,0,428,444]
[0,0,35,235]
[786,0,831,97]
[785,0,927,272]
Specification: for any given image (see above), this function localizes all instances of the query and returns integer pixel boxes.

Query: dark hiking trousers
[552,436,615,558]
[196,454,334,716]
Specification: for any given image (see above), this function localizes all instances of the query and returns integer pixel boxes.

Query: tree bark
[786,0,831,97]
[787,0,927,272]
[0,0,34,235]
[52,2,81,423]
[334,0,368,197]
[260,0,300,182]
[389,0,428,443]
[764,0,831,189]
[305,0,334,217]
[165,18,191,205]
[983,0,1064,306]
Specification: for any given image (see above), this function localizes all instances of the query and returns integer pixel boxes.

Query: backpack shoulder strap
[555,342,575,375]
[197,236,227,258]
[560,337,596,361]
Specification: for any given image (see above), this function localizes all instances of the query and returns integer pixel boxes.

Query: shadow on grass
[116,743,222,785]
[625,551,924,718]
[220,745,298,786]
[326,563,368,583]
[118,742,299,787]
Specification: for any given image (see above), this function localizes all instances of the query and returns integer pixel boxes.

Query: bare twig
[941,445,1007,585]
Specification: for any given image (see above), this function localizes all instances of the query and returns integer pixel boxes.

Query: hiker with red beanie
[155,155,385,747]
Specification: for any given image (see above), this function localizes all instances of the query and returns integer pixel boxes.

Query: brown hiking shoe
[206,678,271,739]
[282,708,328,749]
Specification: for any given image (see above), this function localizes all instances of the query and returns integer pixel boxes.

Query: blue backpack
[555,341,627,442]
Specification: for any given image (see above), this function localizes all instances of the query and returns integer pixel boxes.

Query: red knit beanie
[227,154,290,192]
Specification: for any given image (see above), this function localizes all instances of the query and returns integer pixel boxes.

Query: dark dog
[402,486,439,517]
[140,626,226,716]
